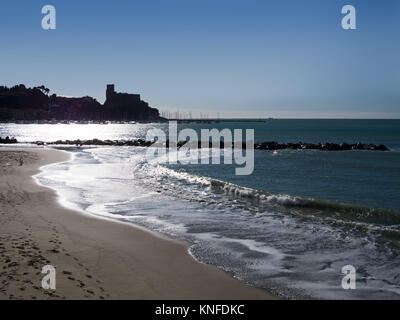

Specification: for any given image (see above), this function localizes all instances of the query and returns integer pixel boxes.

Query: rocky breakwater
[254,141,390,151]
[33,139,390,151]
[0,136,18,144]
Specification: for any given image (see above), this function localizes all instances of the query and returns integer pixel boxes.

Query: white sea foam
[34,146,400,300]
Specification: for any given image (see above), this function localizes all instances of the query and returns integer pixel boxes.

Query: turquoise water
[3,119,399,210]
[172,119,400,211]
[175,149,400,211]
[2,119,400,299]
[184,119,400,149]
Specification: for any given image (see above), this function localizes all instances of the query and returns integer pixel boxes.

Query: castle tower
[106,84,115,101]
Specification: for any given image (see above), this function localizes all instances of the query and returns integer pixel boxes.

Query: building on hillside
[103,84,160,121]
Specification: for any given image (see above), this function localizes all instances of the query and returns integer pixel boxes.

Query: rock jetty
[0,136,18,144]
[31,139,390,151]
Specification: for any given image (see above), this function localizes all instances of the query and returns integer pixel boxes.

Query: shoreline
[0,147,275,300]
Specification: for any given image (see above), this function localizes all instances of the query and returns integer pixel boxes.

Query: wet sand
[0,148,275,300]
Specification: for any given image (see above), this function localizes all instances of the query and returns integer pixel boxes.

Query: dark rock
[0,136,18,144]
[352,142,366,150]
[340,143,352,150]
[31,139,390,152]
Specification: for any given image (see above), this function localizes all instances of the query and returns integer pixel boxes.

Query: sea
[1,119,399,299]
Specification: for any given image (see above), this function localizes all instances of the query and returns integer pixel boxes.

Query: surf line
[146,121,254,175]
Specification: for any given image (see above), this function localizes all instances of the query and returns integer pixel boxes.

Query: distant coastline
[0,84,165,122]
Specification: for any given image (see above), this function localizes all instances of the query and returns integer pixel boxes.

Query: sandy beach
[0,147,274,300]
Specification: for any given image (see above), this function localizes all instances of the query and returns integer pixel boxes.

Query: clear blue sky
[0,0,399,118]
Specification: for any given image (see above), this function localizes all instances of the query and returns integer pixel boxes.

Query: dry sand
[0,147,275,300]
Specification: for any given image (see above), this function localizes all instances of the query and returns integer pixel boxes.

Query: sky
[0,0,399,118]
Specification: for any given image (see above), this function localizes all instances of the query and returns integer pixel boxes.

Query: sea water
[1,119,400,299]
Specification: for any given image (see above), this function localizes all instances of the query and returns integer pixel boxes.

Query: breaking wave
[209,179,400,227]
[129,155,400,238]
[35,147,400,299]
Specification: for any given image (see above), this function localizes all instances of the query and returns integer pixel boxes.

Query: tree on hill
[35,85,50,95]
